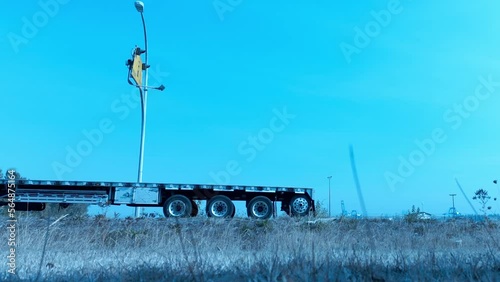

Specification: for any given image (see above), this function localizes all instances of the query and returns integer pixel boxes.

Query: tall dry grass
[0,215,499,281]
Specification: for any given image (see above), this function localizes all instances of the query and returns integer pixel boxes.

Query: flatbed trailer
[0,178,315,219]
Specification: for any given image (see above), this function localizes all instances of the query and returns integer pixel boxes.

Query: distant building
[417,212,432,220]
[351,210,361,218]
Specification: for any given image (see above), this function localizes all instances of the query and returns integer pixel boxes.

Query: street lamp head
[134,1,144,13]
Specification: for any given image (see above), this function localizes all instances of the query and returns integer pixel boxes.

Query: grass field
[1,215,500,281]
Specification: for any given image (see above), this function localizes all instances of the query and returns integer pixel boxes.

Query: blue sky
[2,0,500,217]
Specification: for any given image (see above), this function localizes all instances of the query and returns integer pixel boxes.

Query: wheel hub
[252,201,269,217]
[169,200,186,216]
[292,198,309,214]
[211,201,228,217]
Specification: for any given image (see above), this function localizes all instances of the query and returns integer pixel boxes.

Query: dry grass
[1,215,499,281]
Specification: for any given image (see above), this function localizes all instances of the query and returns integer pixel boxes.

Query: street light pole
[135,1,148,218]
[327,176,332,217]
[126,1,164,218]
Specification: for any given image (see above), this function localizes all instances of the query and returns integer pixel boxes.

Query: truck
[1,178,315,219]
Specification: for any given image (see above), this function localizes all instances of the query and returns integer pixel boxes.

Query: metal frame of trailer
[0,179,315,219]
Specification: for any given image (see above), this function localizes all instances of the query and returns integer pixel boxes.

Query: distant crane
[340,200,360,218]
[341,200,348,217]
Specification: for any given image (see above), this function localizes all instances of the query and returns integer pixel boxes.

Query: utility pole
[327,176,332,217]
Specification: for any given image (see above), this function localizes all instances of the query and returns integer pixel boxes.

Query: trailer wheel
[191,200,199,217]
[289,195,310,217]
[247,196,273,220]
[206,195,235,218]
[163,195,192,218]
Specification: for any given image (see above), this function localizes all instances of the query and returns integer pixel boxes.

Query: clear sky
[2,0,500,217]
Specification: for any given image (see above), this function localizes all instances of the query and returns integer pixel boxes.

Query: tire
[247,196,273,220]
[191,200,199,217]
[289,195,310,217]
[206,195,235,218]
[163,195,192,218]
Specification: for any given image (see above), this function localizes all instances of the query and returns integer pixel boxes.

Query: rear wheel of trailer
[289,195,311,217]
[246,196,273,220]
[206,195,235,218]
[163,195,192,217]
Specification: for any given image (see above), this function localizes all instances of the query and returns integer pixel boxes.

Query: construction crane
[341,200,348,216]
